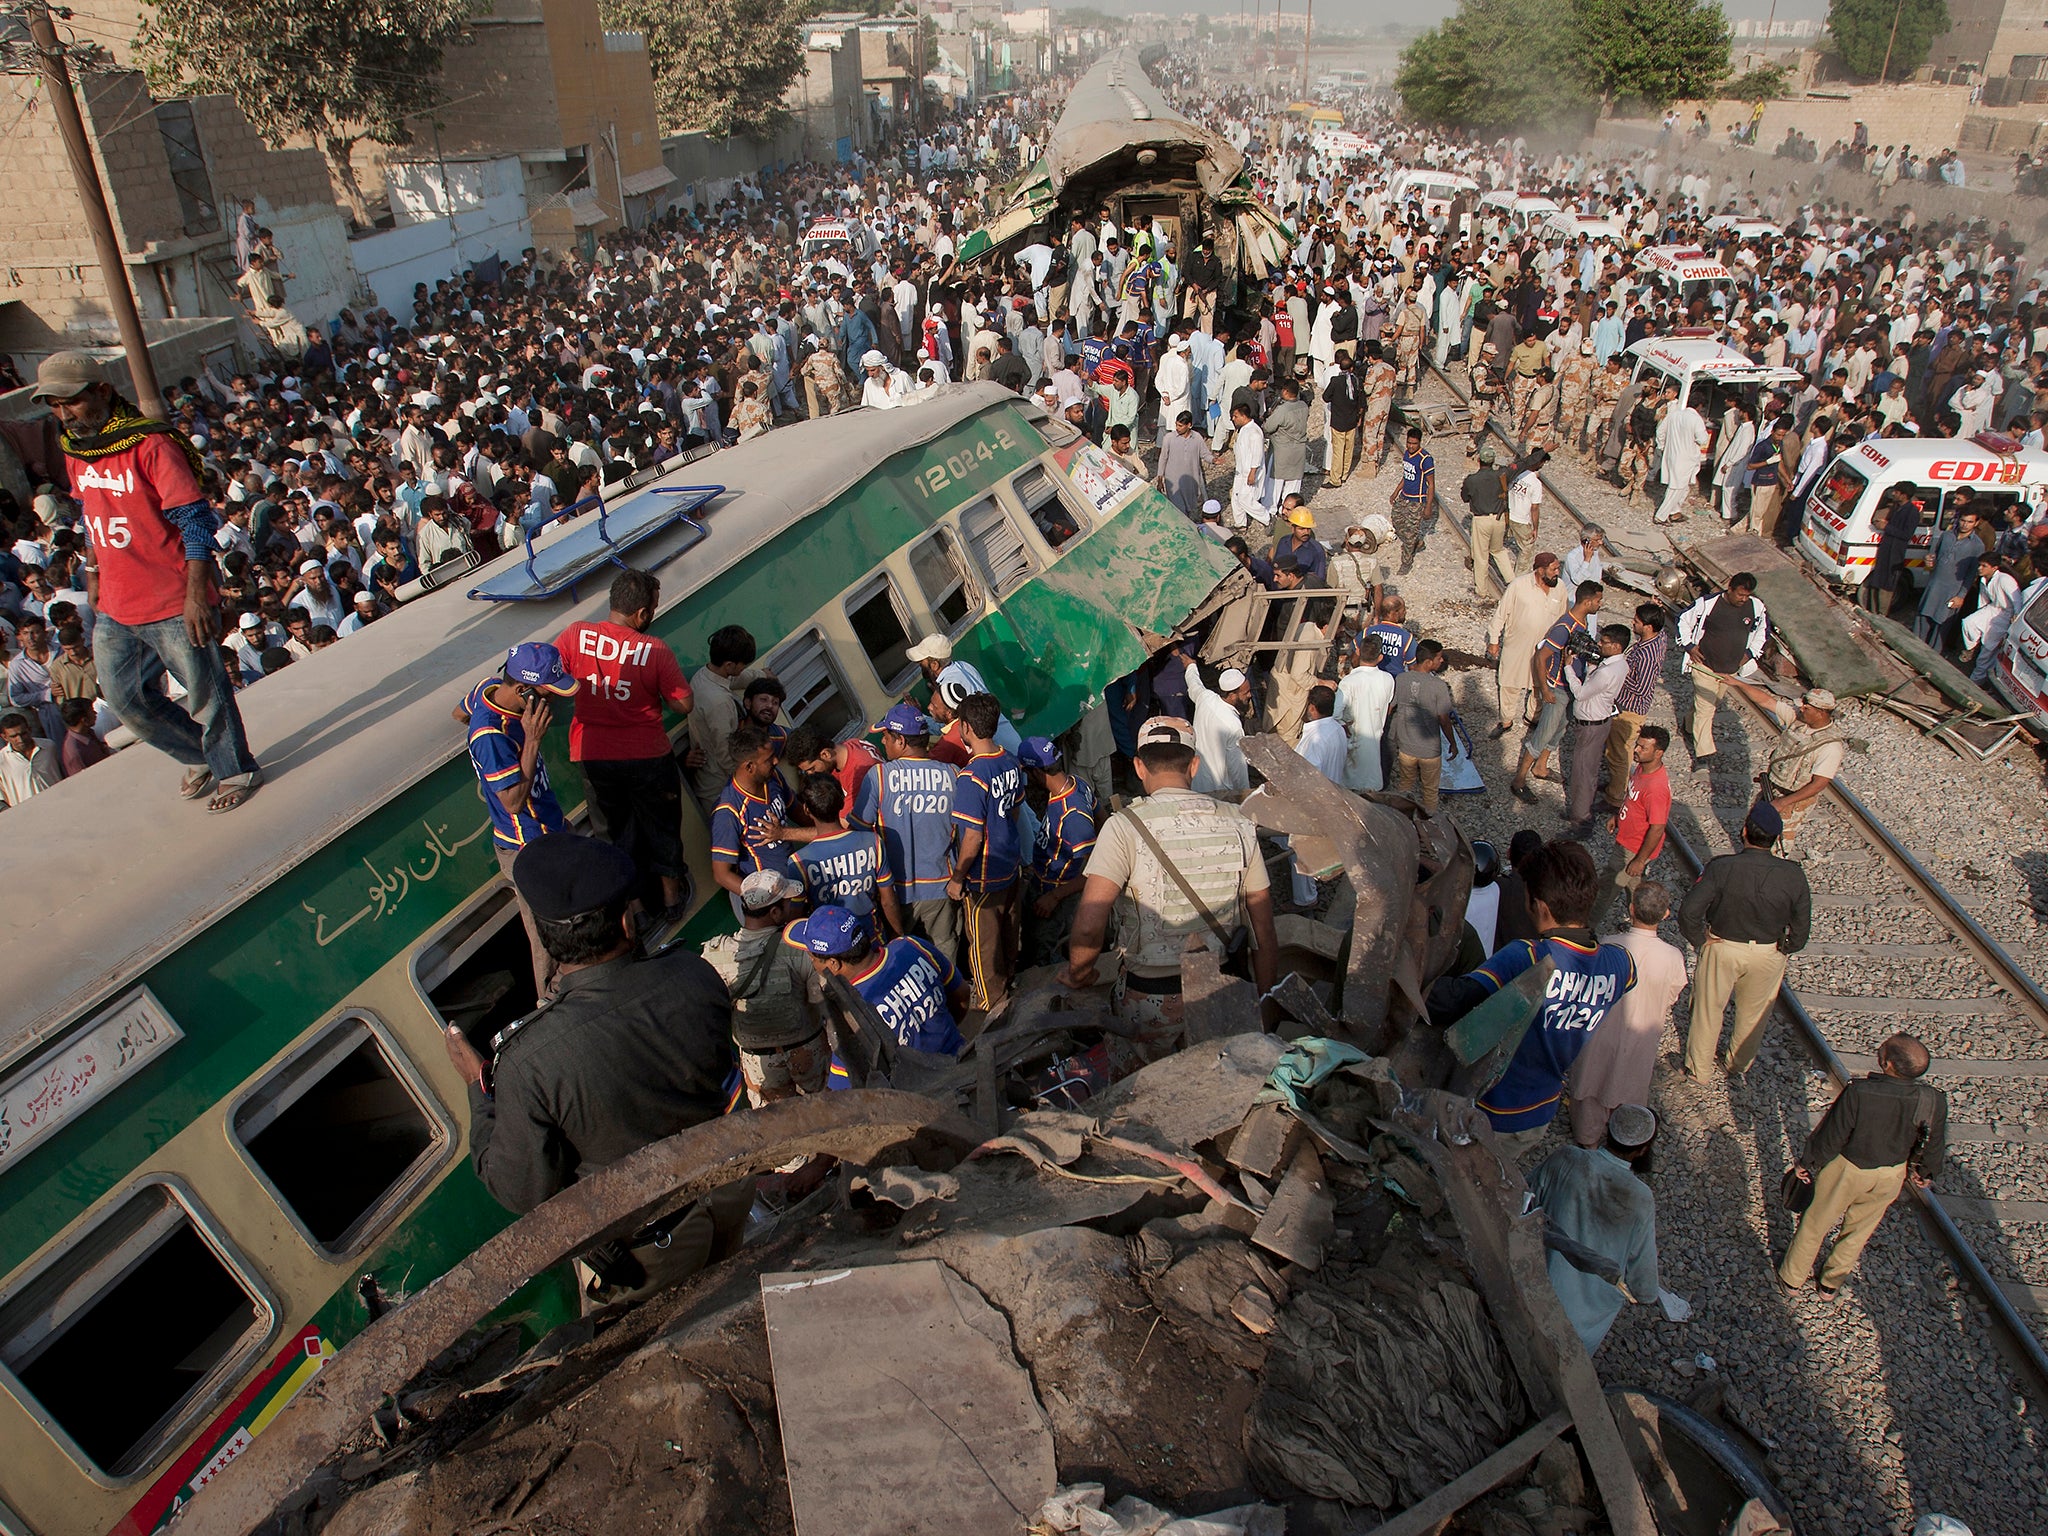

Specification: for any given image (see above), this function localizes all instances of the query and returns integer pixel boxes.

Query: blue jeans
[95,613,259,783]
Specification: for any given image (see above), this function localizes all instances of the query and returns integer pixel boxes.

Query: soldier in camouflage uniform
[1467,341,1504,459]
[803,340,851,417]
[1391,294,1427,390]
[1583,356,1625,464]
[1360,342,1399,472]
[1555,340,1596,454]
[1519,367,1560,453]
[1059,716,1278,1071]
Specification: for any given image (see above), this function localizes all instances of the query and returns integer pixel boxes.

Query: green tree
[1720,62,1790,100]
[1396,0,1596,135]
[138,0,478,223]
[1828,0,1951,79]
[1576,0,1732,111]
[601,0,813,139]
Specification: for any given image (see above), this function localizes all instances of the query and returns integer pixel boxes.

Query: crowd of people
[0,53,1971,1382]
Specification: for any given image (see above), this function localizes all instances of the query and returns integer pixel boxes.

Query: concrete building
[0,52,350,375]
[857,17,924,118]
[422,0,673,249]
[786,22,878,163]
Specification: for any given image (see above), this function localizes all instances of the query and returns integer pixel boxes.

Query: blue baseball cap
[505,641,577,697]
[879,701,928,736]
[790,904,869,957]
[1018,735,1063,770]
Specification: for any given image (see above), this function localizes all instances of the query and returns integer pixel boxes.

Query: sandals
[208,769,264,814]
[180,768,215,800]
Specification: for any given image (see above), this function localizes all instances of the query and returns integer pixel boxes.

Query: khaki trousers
[497,845,559,998]
[1470,513,1509,598]
[1685,936,1786,1080]
[1327,423,1360,486]
[1602,710,1646,810]
[1778,1157,1908,1290]
[1751,484,1784,542]
[1498,673,1536,731]
[1395,750,1443,813]
[1687,667,1728,758]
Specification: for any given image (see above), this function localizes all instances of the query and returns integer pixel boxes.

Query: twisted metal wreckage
[182,738,1791,1536]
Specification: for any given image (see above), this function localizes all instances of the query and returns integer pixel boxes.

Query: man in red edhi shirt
[556,567,696,922]
[35,352,261,811]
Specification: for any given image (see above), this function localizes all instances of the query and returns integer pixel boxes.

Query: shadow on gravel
[2011,850,2048,922]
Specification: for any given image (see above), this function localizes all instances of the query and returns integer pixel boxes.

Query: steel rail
[1405,363,2048,1394]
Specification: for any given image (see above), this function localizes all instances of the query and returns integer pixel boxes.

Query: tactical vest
[1113,792,1255,977]
[702,927,813,1051]
[1764,718,1849,795]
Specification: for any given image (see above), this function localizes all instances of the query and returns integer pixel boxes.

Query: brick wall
[81,72,184,254]
[426,17,564,159]
[1656,84,1976,154]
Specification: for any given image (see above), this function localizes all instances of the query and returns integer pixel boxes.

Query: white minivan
[1477,190,1562,236]
[1386,168,1479,224]
[1796,435,2048,591]
[1624,335,1801,467]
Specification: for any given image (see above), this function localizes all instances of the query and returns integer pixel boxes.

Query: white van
[1624,335,1801,465]
[1989,580,2048,731]
[1635,244,1734,306]
[1539,210,1626,246]
[1386,168,1478,224]
[1797,436,2048,591]
[1477,190,1562,236]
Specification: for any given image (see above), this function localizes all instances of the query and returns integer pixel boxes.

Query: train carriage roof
[1042,47,1245,199]
[0,386,1018,1070]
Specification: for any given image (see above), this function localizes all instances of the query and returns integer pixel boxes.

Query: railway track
[1408,359,2048,1393]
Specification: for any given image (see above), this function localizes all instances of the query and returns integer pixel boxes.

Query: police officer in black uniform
[440,833,742,1308]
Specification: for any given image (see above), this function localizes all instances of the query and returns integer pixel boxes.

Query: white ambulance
[1795,435,2048,591]
[1624,334,1802,463]
[1386,168,1479,224]
[1635,244,1734,306]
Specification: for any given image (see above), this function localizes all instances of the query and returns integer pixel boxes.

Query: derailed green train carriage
[0,382,1233,1536]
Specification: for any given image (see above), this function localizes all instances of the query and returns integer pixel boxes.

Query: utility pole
[1878,0,1906,83]
[1302,0,1312,95]
[603,123,628,231]
[28,0,165,419]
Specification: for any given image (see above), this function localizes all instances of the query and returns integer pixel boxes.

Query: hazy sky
[1054,0,1829,23]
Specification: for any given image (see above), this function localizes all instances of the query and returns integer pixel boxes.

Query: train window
[1009,464,1086,549]
[767,628,858,741]
[961,496,1038,598]
[908,527,977,635]
[0,1181,274,1479]
[231,1014,450,1257]
[844,574,918,693]
[416,885,539,1053]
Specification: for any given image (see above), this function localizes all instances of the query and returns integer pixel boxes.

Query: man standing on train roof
[35,350,262,812]
[556,567,695,926]
[461,641,578,997]
[444,833,743,1310]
